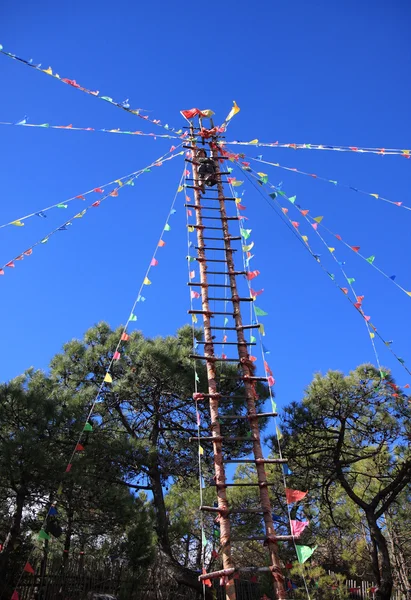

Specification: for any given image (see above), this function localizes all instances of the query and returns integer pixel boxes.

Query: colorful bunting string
[246,156,411,212]
[225,138,411,157]
[0,148,183,277]
[10,163,185,600]
[0,120,181,140]
[0,148,180,231]
[238,162,411,381]
[0,44,180,135]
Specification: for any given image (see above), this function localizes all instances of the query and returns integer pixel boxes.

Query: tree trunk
[0,486,27,577]
[386,518,411,600]
[366,512,393,600]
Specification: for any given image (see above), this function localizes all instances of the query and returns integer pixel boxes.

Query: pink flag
[191,291,200,299]
[150,258,159,267]
[113,351,121,360]
[285,488,308,504]
[251,288,264,297]
[246,270,260,281]
[290,520,309,537]
[11,592,19,600]
[267,376,275,387]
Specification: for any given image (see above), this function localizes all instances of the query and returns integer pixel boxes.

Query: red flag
[75,444,85,452]
[354,302,361,309]
[285,488,308,504]
[249,356,257,362]
[300,210,309,216]
[93,187,104,193]
[341,287,348,294]
[202,568,212,588]
[158,240,166,247]
[180,108,204,120]
[264,361,273,376]
[0,269,4,275]
[291,221,299,229]
[267,376,275,387]
[113,351,121,360]
[251,288,264,297]
[335,234,342,240]
[109,189,119,197]
[24,562,35,574]
[65,464,72,473]
[351,246,360,252]
[237,203,246,210]
[150,258,158,267]
[91,201,101,207]
[121,332,129,341]
[76,195,85,200]
[6,261,15,268]
[191,291,200,299]
[11,592,19,600]
[24,249,33,256]
[246,270,260,281]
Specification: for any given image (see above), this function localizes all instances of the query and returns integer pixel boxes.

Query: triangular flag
[290,520,309,537]
[313,216,323,223]
[143,277,151,285]
[347,278,355,284]
[164,223,171,231]
[129,314,137,321]
[75,443,85,452]
[83,422,93,432]
[366,255,375,264]
[225,100,240,122]
[300,209,309,216]
[11,592,19,600]
[104,373,113,383]
[121,332,129,341]
[328,247,335,253]
[296,545,317,564]
[11,220,24,226]
[177,185,184,193]
[113,351,121,360]
[285,488,308,504]
[254,306,268,316]
[288,196,296,204]
[38,529,50,541]
[199,446,204,456]
[24,562,35,574]
[351,246,360,252]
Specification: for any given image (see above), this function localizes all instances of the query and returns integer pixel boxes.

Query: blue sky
[1,0,410,413]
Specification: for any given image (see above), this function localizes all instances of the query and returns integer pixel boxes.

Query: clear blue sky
[1,0,410,412]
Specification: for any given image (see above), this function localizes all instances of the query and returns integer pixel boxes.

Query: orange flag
[285,488,308,504]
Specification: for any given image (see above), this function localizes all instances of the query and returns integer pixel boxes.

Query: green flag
[202,530,208,547]
[366,255,375,264]
[38,530,50,541]
[288,195,296,204]
[250,335,256,343]
[347,278,355,284]
[164,223,171,231]
[296,545,317,564]
[254,306,268,316]
[83,422,93,432]
[129,314,137,322]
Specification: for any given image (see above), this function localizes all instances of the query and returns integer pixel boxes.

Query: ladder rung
[207,271,247,275]
[196,197,237,201]
[218,412,278,419]
[200,506,267,515]
[196,341,255,346]
[210,482,274,488]
[195,247,237,252]
[191,225,227,230]
[189,355,240,362]
[201,216,239,221]
[198,567,273,582]
[188,310,232,315]
[207,297,254,302]
[224,458,286,464]
[202,236,241,241]
[185,204,220,210]
[188,283,231,288]
[185,173,231,179]
[189,436,255,442]
[232,535,295,542]
[207,325,259,330]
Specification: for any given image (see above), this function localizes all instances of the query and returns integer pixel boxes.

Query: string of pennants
[225,138,411,158]
[247,156,410,212]
[186,166,317,589]
[0,44,180,135]
[0,148,183,277]
[0,119,182,140]
[10,168,186,593]
[234,160,411,384]
[239,157,411,299]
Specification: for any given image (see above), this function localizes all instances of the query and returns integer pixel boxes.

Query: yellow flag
[225,100,240,122]
[249,139,259,145]
[177,185,184,193]
[370,193,379,199]
[406,291,411,296]
[199,446,204,456]
[276,426,283,441]
[370,332,375,339]
[143,277,151,285]
[235,197,241,204]
[232,180,243,187]
[201,109,215,117]
[115,179,124,187]
[11,220,24,226]
[259,323,265,336]
[257,172,267,178]
[57,483,63,496]
[192,314,198,323]
[188,226,194,232]
[43,66,53,75]
[104,373,113,383]
[243,242,254,252]
[302,235,308,243]
[313,216,323,223]
[328,247,335,253]
[74,210,86,218]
